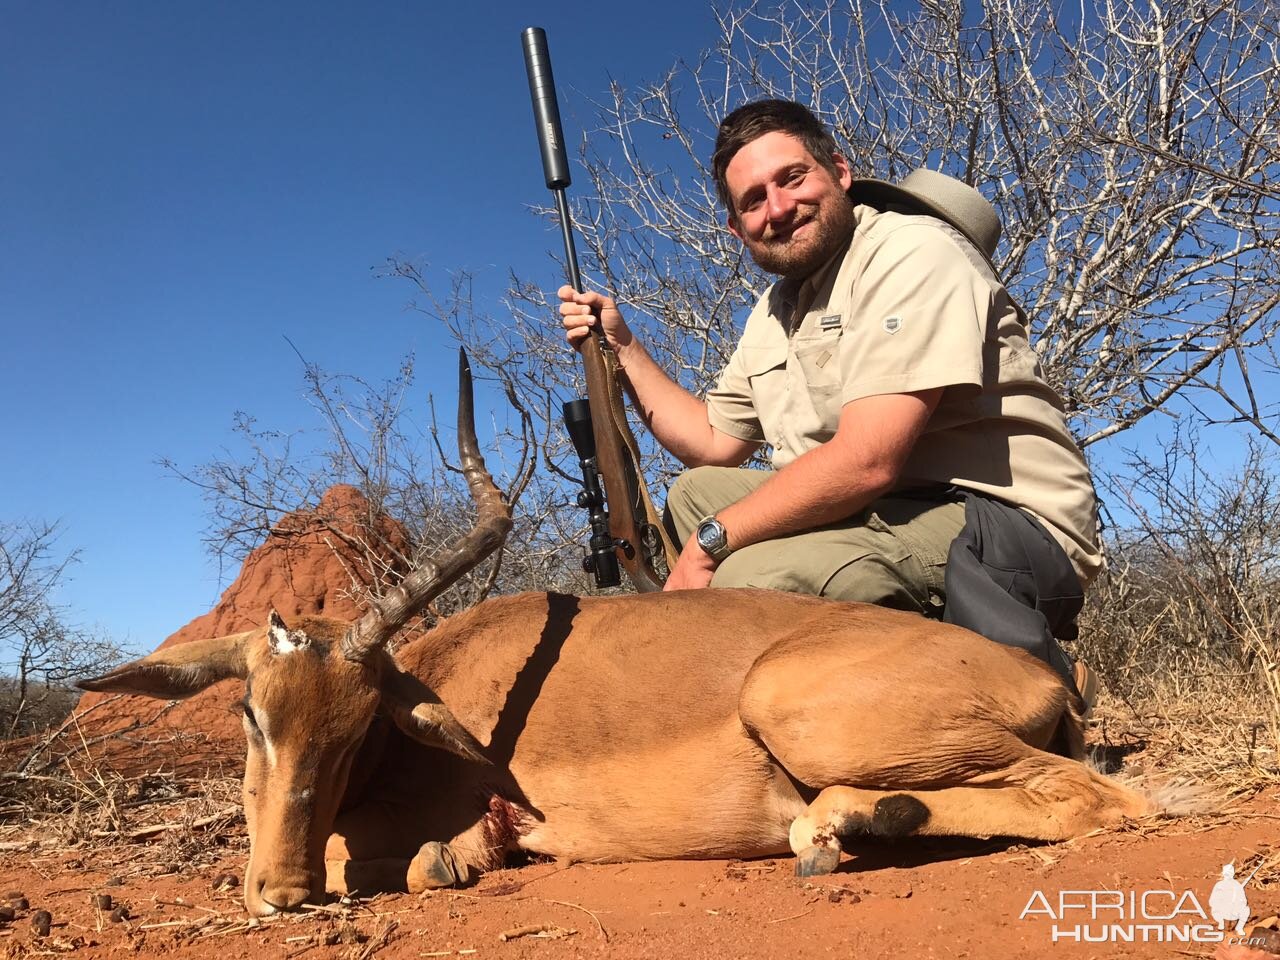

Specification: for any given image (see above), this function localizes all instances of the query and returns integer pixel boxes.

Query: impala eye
[241,699,261,733]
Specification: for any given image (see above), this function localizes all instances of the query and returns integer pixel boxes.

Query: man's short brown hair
[711,99,843,216]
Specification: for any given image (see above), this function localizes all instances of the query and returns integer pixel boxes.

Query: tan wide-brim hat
[848,168,1002,271]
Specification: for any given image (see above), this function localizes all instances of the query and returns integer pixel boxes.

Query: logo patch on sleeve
[882,315,904,335]
[819,314,842,331]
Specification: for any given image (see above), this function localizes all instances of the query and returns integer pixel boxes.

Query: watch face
[697,520,724,552]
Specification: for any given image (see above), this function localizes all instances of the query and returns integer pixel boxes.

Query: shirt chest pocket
[793,331,843,401]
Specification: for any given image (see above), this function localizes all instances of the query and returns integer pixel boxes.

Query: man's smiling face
[724,130,856,279]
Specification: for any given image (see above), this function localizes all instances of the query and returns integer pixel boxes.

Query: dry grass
[1075,560,1280,795]
[0,697,247,872]
[1078,437,1280,794]
[0,767,246,863]
[1087,679,1277,790]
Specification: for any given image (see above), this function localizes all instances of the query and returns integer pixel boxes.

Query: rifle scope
[563,398,622,587]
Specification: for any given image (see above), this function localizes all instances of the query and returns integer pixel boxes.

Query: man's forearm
[560,286,754,467]
[614,340,745,467]
[713,389,942,551]
[716,440,892,550]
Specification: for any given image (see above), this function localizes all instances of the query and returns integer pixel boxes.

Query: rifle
[520,26,676,593]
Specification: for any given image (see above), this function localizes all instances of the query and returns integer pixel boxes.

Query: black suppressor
[521,27,572,191]
[522,26,584,292]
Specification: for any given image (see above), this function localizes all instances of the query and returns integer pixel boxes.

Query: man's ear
[726,211,744,241]
[831,152,853,190]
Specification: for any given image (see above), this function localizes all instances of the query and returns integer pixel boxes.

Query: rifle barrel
[522,28,584,295]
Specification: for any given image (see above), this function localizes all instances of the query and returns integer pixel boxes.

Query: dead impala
[80,353,1157,917]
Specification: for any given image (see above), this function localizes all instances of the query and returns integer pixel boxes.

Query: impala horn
[341,349,513,662]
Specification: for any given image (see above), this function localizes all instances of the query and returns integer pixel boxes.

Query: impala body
[80,355,1153,916]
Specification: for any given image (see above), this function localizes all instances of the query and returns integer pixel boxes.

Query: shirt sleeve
[705,341,767,442]
[838,223,990,404]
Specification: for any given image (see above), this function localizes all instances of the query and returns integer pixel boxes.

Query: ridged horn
[341,349,513,662]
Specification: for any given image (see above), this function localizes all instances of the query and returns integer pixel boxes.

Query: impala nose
[257,884,311,914]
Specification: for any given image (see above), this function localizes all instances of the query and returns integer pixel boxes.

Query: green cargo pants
[663,466,966,617]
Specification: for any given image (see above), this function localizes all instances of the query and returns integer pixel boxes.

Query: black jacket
[943,492,1083,694]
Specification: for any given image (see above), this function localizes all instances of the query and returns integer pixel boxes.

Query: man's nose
[765,183,795,222]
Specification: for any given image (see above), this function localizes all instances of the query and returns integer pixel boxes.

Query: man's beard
[745,196,856,279]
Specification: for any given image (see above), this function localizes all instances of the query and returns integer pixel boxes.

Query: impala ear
[267,609,311,656]
[77,631,253,699]
[379,659,489,765]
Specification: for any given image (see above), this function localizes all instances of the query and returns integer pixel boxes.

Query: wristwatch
[695,516,733,563]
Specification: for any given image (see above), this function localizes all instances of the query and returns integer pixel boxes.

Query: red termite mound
[70,484,411,776]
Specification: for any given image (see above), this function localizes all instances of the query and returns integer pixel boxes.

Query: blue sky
[2,2,717,653]
[3,3,1272,660]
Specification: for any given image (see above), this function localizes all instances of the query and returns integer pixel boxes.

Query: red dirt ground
[0,789,1276,959]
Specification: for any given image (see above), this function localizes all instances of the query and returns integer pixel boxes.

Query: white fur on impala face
[252,708,280,769]
[268,610,313,657]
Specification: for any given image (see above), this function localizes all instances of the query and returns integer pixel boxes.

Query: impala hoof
[794,844,841,877]
[408,841,471,891]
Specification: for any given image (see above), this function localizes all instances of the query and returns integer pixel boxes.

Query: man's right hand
[558,286,635,355]
[556,284,757,470]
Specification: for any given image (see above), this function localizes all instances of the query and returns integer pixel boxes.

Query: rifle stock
[521,26,675,593]
[576,333,669,593]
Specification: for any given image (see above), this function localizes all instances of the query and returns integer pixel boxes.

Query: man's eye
[786,169,806,186]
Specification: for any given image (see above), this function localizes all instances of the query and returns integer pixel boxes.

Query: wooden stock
[576,332,676,593]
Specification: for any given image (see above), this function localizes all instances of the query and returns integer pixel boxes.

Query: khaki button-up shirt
[705,204,1102,584]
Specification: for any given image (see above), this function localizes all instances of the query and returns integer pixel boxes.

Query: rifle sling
[602,345,679,569]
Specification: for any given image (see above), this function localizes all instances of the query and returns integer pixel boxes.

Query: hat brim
[847,178,998,273]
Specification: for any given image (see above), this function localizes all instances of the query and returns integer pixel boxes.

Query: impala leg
[325,804,469,895]
[407,840,472,891]
[790,788,930,876]
[789,753,1152,876]
[404,807,520,892]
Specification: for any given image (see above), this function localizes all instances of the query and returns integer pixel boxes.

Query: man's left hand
[663,541,719,591]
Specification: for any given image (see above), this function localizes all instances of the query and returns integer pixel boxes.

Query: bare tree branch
[0,522,123,737]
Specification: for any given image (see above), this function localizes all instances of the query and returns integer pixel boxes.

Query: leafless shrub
[162,347,606,628]
[1078,433,1280,782]
[455,0,1276,477]
[0,521,124,739]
